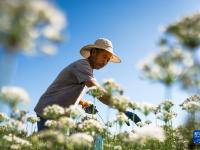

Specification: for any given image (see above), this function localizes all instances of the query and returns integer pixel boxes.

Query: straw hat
[80,38,121,63]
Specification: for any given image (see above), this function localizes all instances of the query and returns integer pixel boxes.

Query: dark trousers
[37,114,48,132]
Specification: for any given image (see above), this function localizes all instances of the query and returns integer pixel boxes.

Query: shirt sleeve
[72,60,96,84]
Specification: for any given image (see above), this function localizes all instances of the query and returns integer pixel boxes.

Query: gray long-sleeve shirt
[34,59,95,117]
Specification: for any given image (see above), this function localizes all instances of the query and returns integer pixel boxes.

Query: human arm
[84,79,111,106]
[72,60,111,105]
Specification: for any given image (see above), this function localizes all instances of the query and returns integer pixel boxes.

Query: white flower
[65,105,83,119]
[83,113,98,120]
[80,119,104,134]
[114,145,122,150]
[128,101,138,110]
[0,124,13,133]
[138,102,156,116]
[160,100,174,111]
[9,119,27,134]
[182,52,194,67]
[58,117,76,129]
[180,95,200,112]
[43,27,63,41]
[69,133,94,149]
[26,115,40,124]
[0,0,66,54]
[131,124,165,144]
[181,101,200,112]
[137,47,193,86]
[0,86,30,107]
[157,111,177,123]
[43,104,65,119]
[102,78,123,94]
[102,79,121,89]
[0,112,9,122]
[31,0,66,31]
[111,95,130,112]
[45,117,76,130]
[86,86,104,98]
[116,112,128,126]
[151,65,161,76]
[33,1,66,28]
[3,134,32,147]
[168,63,183,76]
[36,130,65,145]
[185,95,200,103]
[117,132,136,144]
[45,120,57,128]
[104,143,112,149]
[166,12,200,49]
[10,144,21,150]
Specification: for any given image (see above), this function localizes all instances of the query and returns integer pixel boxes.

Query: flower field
[0,80,199,150]
[0,1,200,150]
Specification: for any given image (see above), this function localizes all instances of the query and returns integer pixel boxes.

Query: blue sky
[7,0,200,127]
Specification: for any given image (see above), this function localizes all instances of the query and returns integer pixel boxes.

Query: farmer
[34,38,121,131]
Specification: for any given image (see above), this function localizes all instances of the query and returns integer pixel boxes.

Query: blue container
[193,130,200,144]
[93,135,103,150]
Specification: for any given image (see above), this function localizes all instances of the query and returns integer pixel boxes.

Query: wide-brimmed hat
[80,38,121,63]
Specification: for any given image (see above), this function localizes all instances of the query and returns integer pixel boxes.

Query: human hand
[84,104,98,114]
[124,111,141,125]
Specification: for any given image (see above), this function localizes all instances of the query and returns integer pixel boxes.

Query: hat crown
[94,38,113,51]
[80,38,121,63]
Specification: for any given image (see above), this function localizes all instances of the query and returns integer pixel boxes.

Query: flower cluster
[157,111,177,124]
[166,12,200,49]
[102,79,123,95]
[0,112,9,122]
[137,48,193,86]
[156,100,177,124]
[79,119,105,135]
[0,86,30,109]
[137,102,156,116]
[58,117,76,130]
[45,120,57,128]
[31,130,65,148]
[43,104,65,119]
[26,115,40,124]
[117,123,165,145]
[65,105,83,119]
[131,124,165,144]
[69,133,94,149]
[160,100,174,112]
[110,95,130,112]
[86,86,104,99]
[45,117,76,131]
[3,134,32,149]
[180,95,200,113]
[0,0,67,54]
[115,112,128,126]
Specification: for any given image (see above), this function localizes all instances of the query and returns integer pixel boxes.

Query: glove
[79,99,91,108]
[84,104,98,114]
[79,99,98,114]
[124,111,141,126]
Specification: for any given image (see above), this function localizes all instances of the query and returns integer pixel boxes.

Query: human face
[89,49,112,69]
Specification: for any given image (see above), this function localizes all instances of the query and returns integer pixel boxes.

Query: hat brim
[80,44,121,63]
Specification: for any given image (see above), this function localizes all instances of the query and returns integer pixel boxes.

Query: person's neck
[87,57,95,69]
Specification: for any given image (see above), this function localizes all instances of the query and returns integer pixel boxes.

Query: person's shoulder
[70,59,93,73]
[60,59,90,73]
[73,59,90,67]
